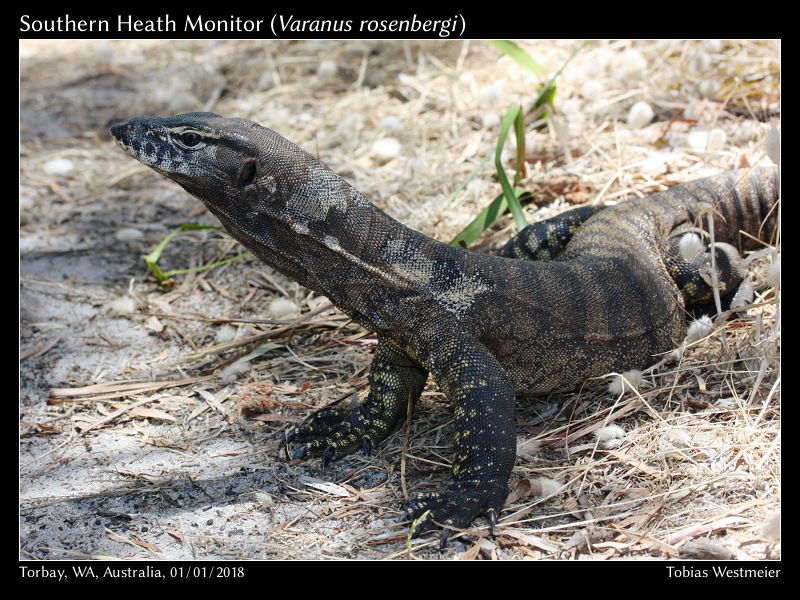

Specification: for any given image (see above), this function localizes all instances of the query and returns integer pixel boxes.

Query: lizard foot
[287,405,398,465]
[401,477,507,549]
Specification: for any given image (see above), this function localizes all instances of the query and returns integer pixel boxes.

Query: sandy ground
[20,39,780,560]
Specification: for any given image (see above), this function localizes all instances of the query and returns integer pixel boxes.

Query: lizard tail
[682,166,779,253]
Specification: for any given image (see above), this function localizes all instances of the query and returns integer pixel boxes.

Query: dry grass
[20,39,779,560]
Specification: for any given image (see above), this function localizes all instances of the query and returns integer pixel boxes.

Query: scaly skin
[110,113,779,546]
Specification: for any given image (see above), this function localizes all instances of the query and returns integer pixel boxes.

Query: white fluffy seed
[371,138,402,160]
[268,298,300,320]
[109,296,137,314]
[697,79,720,97]
[767,255,780,288]
[707,128,727,150]
[580,80,603,100]
[215,324,238,343]
[595,424,626,441]
[482,112,501,128]
[766,124,781,165]
[667,427,691,446]
[478,84,502,104]
[378,116,403,132]
[678,233,704,261]
[516,438,541,460]
[317,60,337,78]
[254,492,274,510]
[115,228,144,242]
[560,97,582,115]
[144,316,164,333]
[688,51,713,74]
[607,369,644,396]
[257,72,275,91]
[686,315,714,343]
[534,477,565,498]
[44,158,75,175]
[627,101,654,128]
[618,49,648,80]
[594,424,627,449]
[219,358,251,383]
[688,128,727,152]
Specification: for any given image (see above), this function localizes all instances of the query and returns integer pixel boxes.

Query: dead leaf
[144,316,164,332]
[110,404,176,422]
[665,516,750,545]
[197,389,225,413]
[602,449,661,476]
[505,478,533,505]
[459,541,483,560]
[678,538,736,560]
[501,529,559,552]
[300,477,351,498]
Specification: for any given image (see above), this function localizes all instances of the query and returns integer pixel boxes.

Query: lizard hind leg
[499,205,604,260]
[663,229,746,309]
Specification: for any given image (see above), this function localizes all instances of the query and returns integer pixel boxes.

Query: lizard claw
[439,528,449,551]
[362,437,372,456]
[487,508,497,537]
[321,445,336,468]
[285,428,297,443]
[291,445,308,461]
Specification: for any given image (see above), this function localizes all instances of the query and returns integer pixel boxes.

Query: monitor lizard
[110,113,779,547]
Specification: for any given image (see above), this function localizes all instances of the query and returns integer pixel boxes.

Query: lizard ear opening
[235,159,257,188]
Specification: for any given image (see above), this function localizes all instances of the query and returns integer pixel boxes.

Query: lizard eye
[179,132,202,147]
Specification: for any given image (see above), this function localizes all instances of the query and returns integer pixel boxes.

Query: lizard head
[111,113,374,244]
[109,112,312,221]
[110,112,266,190]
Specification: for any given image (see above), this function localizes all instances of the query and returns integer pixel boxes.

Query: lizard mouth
[110,121,146,158]
[109,122,128,140]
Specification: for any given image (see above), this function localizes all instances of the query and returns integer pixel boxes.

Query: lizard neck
[204,165,455,330]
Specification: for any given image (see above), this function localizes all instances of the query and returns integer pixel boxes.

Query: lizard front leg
[288,338,427,465]
[403,333,516,546]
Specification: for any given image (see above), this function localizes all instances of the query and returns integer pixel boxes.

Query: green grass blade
[489,40,545,79]
[513,108,527,186]
[525,40,588,116]
[444,150,492,206]
[143,223,250,287]
[162,252,251,278]
[144,224,222,266]
[448,186,528,247]
[495,107,528,231]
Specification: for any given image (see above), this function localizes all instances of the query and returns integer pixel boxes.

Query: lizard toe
[321,445,336,468]
[402,478,507,545]
[291,445,308,461]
